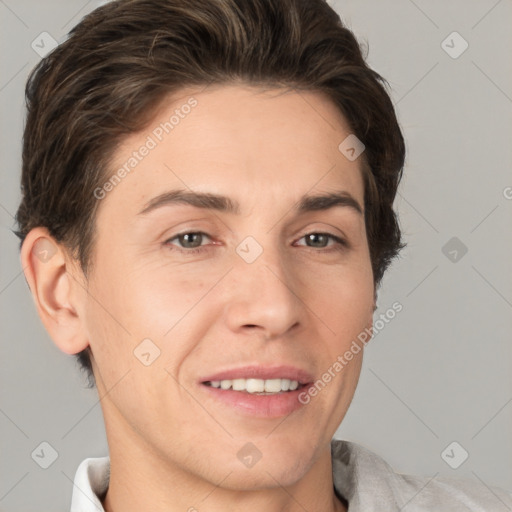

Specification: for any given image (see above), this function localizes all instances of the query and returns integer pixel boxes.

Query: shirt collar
[331,438,403,509]
[70,455,110,511]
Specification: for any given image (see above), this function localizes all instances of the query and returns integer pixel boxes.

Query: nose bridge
[224,235,302,337]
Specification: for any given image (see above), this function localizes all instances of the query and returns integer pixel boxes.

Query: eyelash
[163,231,348,255]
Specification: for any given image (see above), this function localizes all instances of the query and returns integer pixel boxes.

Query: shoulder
[331,439,512,511]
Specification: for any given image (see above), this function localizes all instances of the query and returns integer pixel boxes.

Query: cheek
[85,261,218,374]
[311,269,374,371]
[318,264,374,320]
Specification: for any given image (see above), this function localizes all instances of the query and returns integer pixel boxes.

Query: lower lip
[200,384,310,418]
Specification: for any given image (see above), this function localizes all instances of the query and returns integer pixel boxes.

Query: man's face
[80,84,374,488]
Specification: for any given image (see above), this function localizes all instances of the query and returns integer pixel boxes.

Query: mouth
[198,365,314,418]
[202,378,309,395]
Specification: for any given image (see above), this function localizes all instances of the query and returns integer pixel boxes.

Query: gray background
[1,0,511,510]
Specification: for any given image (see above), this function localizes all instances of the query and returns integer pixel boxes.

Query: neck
[101,434,347,512]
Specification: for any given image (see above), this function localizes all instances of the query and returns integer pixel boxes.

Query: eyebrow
[137,189,363,216]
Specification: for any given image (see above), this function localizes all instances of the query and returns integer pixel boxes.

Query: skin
[21,84,375,512]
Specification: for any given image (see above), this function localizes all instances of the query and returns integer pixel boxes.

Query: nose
[221,244,304,340]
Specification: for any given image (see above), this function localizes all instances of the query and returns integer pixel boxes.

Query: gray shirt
[70,439,512,511]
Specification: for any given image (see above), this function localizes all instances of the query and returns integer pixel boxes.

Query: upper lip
[200,365,314,385]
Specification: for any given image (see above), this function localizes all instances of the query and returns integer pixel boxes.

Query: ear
[369,290,377,334]
[20,227,90,355]
[362,296,376,344]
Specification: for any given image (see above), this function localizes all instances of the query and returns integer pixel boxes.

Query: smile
[199,365,314,417]
[204,378,301,394]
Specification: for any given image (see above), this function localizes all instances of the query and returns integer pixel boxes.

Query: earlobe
[364,306,375,345]
[20,227,90,355]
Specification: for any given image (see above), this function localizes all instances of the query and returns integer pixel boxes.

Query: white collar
[70,455,109,511]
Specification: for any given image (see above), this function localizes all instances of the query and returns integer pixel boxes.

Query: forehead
[99,84,365,217]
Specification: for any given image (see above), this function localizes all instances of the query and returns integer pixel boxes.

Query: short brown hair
[15,0,406,388]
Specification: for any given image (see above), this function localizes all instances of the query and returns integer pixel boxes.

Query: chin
[220,461,311,491]
[210,445,318,491]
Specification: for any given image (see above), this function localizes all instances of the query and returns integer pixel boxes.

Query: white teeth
[220,380,232,390]
[264,379,282,393]
[280,378,291,391]
[232,378,245,391]
[207,378,300,393]
[246,378,264,393]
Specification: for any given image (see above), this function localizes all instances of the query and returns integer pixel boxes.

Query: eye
[295,232,348,251]
[163,231,213,254]
[163,230,348,255]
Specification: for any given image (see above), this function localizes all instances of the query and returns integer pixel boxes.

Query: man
[15,0,512,510]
